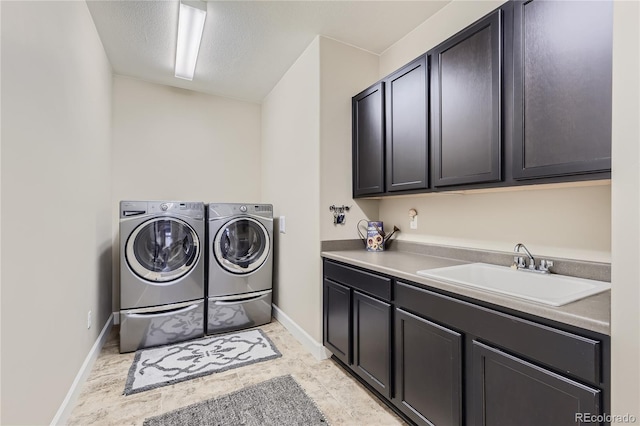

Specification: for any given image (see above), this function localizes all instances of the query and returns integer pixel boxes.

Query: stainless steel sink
[416,263,610,307]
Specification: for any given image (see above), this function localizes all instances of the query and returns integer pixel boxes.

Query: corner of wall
[50,315,114,426]
[318,37,381,243]
[260,36,322,342]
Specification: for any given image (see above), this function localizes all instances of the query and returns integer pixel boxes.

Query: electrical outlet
[410,215,418,230]
[409,208,418,230]
[87,310,92,329]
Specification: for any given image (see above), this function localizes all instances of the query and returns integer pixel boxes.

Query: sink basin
[416,263,610,306]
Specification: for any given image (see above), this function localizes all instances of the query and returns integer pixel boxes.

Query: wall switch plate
[279,216,286,234]
[410,216,418,230]
[87,310,92,329]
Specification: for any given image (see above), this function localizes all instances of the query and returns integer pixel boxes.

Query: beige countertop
[321,249,610,336]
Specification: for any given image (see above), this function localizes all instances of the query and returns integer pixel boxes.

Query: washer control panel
[121,201,204,219]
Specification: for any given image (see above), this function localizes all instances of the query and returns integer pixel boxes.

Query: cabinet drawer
[324,260,391,301]
[396,281,601,385]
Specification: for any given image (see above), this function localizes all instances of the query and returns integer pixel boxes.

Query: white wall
[111,76,261,311]
[319,37,379,242]
[611,0,640,420]
[377,0,612,263]
[1,2,113,424]
[261,37,322,340]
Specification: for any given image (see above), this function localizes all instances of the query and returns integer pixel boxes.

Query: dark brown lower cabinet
[353,291,392,398]
[322,259,609,426]
[323,279,351,365]
[471,341,601,426]
[395,308,463,426]
[322,260,393,398]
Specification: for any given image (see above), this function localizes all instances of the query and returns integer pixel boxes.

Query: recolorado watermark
[575,413,637,423]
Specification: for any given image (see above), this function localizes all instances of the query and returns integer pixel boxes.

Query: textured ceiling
[87,1,450,103]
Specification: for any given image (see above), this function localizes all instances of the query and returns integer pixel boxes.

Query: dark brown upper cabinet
[432,10,502,188]
[352,83,385,196]
[385,55,429,192]
[351,0,613,198]
[511,0,613,180]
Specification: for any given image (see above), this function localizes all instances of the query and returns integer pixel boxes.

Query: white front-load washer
[119,200,205,352]
[206,203,273,335]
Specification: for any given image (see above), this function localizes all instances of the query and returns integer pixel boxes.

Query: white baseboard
[50,313,114,426]
[271,304,332,361]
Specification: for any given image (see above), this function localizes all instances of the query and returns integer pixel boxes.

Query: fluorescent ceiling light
[175,0,207,80]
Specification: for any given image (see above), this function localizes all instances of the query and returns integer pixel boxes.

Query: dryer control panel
[208,203,273,219]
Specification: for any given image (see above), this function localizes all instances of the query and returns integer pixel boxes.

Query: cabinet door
[353,83,385,196]
[385,55,429,192]
[395,308,463,426]
[432,10,502,187]
[471,341,601,426]
[512,0,612,179]
[323,279,351,365]
[352,290,392,398]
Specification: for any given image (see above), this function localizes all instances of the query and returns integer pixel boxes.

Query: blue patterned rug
[124,329,281,395]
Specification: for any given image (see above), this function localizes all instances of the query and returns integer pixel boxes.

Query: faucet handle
[513,256,526,268]
[539,259,554,273]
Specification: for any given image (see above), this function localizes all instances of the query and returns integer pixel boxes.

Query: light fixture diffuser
[175,0,207,80]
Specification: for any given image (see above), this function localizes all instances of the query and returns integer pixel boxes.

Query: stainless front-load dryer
[206,203,273,335]
[119,200,205,352]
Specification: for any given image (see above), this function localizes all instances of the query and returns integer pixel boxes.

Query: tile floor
[67,320,407,425]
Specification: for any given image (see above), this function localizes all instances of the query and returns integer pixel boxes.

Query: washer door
[214,217,270,275]
[126,217,200,282]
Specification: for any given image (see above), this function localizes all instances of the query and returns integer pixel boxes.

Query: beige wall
[1,2,113,424]
[379,0,507,78]
[262,37,322,340]
[380,184,611,262]
[0,2,4,423]
[0,3,2,423]
[262,36,383,343]
[319,37,380,242]
[611,0,640,421]
[377,0,612,263]
[111,76,261,311]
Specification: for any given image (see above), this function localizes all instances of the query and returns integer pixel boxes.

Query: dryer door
[126,217,201,282]
[214,217,270,275]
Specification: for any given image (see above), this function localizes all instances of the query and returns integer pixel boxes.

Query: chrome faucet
[513,243,553,274]
[513,243,535,269]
